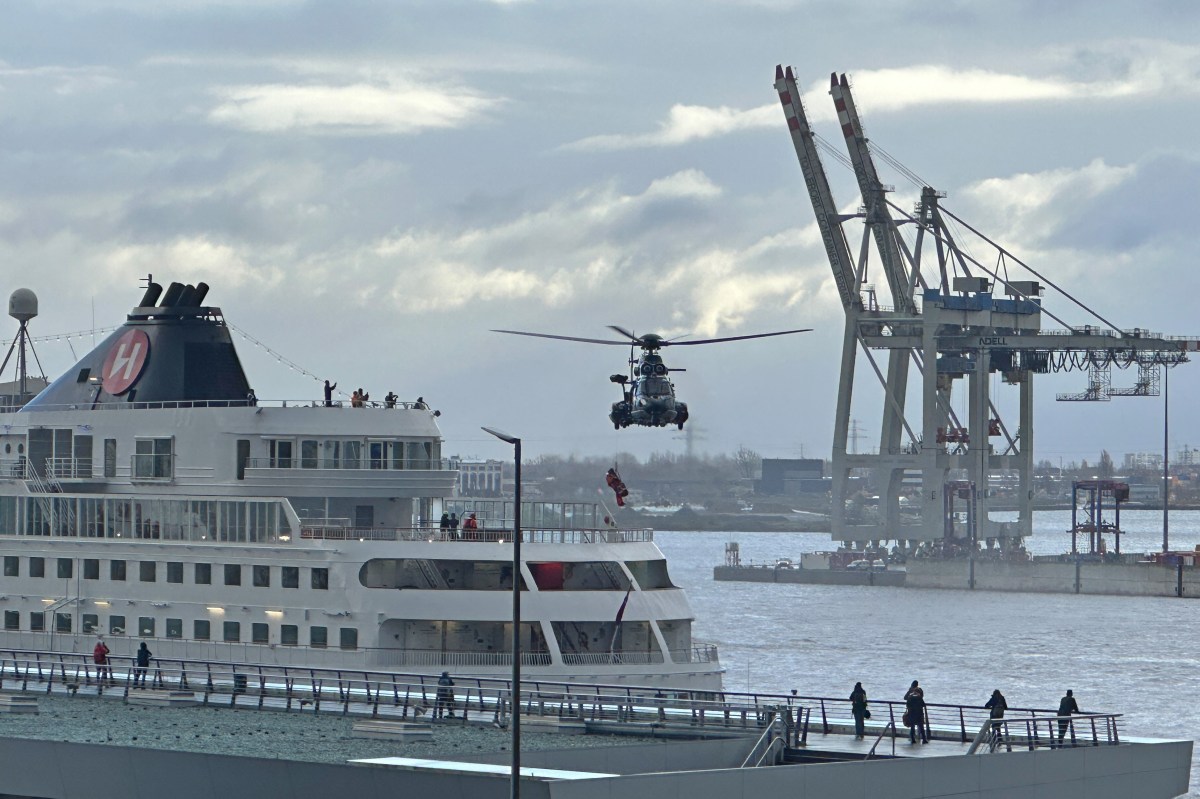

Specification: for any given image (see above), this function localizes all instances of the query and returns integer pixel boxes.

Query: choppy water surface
[656,509,1200,796]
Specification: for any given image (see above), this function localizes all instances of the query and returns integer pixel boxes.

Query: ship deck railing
[0,648,1122,752]
[298,525,654,544]
[0,398,432,413]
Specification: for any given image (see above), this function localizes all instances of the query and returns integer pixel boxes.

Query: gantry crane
[775,65,1197,553]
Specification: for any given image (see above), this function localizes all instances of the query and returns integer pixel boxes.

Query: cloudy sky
[2,0,1200,466]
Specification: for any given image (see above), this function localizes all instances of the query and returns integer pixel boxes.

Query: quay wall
[713,566,905,587]
[545,740,1192,799]
[906,560,1200,597]
[0,732,1188,799]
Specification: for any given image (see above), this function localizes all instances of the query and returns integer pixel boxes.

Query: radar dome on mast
[8,289,37,322]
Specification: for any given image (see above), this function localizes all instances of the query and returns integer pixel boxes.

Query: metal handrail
[740,711,784,767]
[866,721,896,759]
[0,648,1125,748]
[966,717,998,755]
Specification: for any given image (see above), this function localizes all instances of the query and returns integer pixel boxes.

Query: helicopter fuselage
[609,352,689,429]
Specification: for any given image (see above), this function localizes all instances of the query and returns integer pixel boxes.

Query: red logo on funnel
[101,329,150,395]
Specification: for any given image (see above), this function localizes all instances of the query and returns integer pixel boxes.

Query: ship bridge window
[344,441,361,469]
[624,560,676,590]
[657,619,692,652]
[268,439,293,468]
[529,562,629,591]
[28,428,91,480]
[300,440,318,469]
[358,559,529,591]
[133,437,173,480]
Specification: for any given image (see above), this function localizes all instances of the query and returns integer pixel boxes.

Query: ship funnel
[8,289,38,322]
[159,282,185,307]
[177,284,197,307]
[192,282,210,306]
[138,282,163,308]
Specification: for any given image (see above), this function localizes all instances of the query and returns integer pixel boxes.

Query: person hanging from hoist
[605,466,629,507]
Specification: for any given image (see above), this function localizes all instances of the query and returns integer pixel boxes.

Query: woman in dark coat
[849,682,869,739]
[904,680,928,744]
[985,689,1008,720]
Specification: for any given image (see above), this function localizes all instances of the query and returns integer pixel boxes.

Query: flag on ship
[614,587,632,625]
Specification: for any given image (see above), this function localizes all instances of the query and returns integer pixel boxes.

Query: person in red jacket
[605,468,629,506]
[462,513,479,540]
[93,635,112,685]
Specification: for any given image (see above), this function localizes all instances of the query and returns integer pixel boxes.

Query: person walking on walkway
[134,642,153,688]
[1057,690,1080,746]
[904,680,928,744]
[93,635,111,685]
[435,671,455,719]
[850,682,869,739]
[985,689,1008,737]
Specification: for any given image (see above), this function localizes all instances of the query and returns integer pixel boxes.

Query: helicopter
[493,325,811,430]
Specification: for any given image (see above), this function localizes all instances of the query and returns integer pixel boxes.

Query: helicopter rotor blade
[662,328,813,346]
[606,325,642,344]
[492,329,631,346]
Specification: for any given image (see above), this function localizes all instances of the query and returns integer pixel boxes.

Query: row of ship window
[2,557,329,589]
[3,611,357,648]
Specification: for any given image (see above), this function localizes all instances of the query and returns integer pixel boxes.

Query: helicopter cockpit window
[641,377,671,395]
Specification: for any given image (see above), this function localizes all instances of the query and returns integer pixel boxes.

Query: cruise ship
[0,281,722,690]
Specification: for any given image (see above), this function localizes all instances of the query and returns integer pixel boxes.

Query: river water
[656,509,1200,796]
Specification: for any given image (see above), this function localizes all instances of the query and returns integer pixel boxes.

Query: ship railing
[0,648,1123,747]
[245,458,454,471]
[667,642,719,664]
[560,651,665,666]
[370,649,554,668]
[0,399,434,412]
[42,457,94,480]
[297,525,655,543]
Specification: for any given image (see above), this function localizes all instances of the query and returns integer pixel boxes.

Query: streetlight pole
[482,427,521,799]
